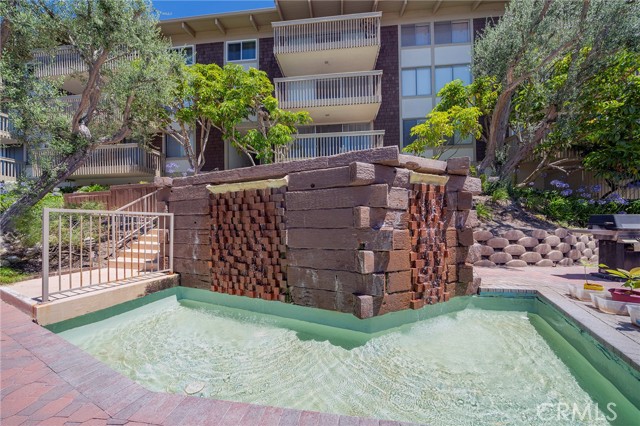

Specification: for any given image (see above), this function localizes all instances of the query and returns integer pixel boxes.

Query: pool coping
[0,300,417,426]
[479,286,640,373]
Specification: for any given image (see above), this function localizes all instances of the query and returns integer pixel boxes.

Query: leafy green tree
[0,0,181,233]
[407,0,640,182]
[404,77,498,157]
[163,63,310,170]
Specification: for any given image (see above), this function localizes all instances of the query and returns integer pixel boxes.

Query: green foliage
[470,0,640,179]
[403,78,498,156]
[491,187,510,202]
[475,203,492,221]
[12,193,64,247]
[599,265,640,290]
[511,184,638,227]
[76,184,109,193]
[0,267,33,285]
[164,63,311,170]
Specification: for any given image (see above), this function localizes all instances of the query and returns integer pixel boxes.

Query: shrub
[511,179,637,227]
[76,184,109,193]
[0,267,33,285]
[476,202,492,221]
[491,186,510,202]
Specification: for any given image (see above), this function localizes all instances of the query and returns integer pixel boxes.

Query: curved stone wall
[469,228,598,267]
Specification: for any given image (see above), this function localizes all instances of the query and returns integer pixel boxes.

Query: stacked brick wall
[166,147,480,318]
[470,228,598,267]
[285,162,413,318]
[407,184,448,309]
[210,188,287,300]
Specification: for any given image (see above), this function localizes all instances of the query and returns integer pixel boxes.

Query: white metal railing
[116,189,161,213]
[275,70,382,109]
[275,130,385,162]
[41,208,174,302]
[59,95,82,116]
[0,157,24,181]
[272,12,381,55]
[32,144,164,177]
[33,45,138,77]
[0,112,13,139]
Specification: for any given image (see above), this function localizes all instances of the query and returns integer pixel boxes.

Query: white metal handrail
[33,45,138,77]
[42,207,174,302]
[0,157,24,181]
[275,70,383,109]
[32,144,165,178]
[275,130,385,162]
[116,189,161,213]
[273,12,381,55]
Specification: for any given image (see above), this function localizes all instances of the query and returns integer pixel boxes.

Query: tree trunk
[479,92,512,174]
[0,146,96,234]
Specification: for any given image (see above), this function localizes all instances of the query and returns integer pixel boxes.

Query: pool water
[56,292,639,425]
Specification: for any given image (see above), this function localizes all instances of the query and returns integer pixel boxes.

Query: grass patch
[476,202,493,221]
[0,267,33,285]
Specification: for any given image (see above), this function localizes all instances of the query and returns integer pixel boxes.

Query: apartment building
[0,0,506,184]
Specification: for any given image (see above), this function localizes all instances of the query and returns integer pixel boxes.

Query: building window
[434,64,471,94]
[171,46,195,65]
[165,132,195,158]
[227,40,257,62]
[445,132,473,145]
[401,67,431,97]
[402,118,426,147]
[401,24,431,47]
[434,20,470,44]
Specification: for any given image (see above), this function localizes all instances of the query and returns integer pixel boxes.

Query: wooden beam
[274,0,284,20]
[249,14,259,32]
[433,0,443,14]
[372,0,379,12]
[472,0,483,10]
[340,0,344,15]
[181,22,196,38]
[308,0,313,17]
[214,18,226,35]
[399,0,408,16]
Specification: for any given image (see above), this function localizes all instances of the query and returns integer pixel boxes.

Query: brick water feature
[164,147,479,318]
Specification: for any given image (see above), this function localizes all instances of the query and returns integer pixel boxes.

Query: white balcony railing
[275,71,383,110]
[0,157,24,181]
[59,95,82,116]
[33,46,138,78]
[275,130,384,162]
[32,144,164,178]
[0,113,11,139]
[273,12,381,55]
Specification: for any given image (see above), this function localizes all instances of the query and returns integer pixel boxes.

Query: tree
[162,63,310,170]
[406,0,640,182]
[0,0,181,233]
[404,77,498,157]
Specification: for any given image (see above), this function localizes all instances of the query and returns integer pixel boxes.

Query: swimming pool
[50,288,640,425]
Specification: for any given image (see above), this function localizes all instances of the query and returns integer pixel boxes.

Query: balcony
[272,12,381,76]
[33,46,137,78]
[0,157,24,182]
[275,71,382,124]
[0,113,13,141]
[275,130,384,162]
[32,144,164,179]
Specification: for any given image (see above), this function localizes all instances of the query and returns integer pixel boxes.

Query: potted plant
[580,259,604,291]
[599,264,640,303]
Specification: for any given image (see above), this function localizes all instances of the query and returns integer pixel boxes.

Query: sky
[153,1,276,20]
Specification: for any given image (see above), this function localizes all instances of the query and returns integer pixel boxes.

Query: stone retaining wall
[469,228,598,267]
[163,147,480,318]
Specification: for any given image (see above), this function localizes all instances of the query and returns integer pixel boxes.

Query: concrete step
[108,257,159,271]
[119,249,160,260]
[135,235,166,244]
